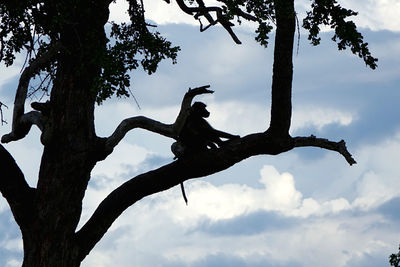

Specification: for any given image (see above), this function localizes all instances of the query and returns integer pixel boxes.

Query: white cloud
[2,238,22,252]
[108,0,130,23]
[83,164,353,233]
[0,128,43,187]
[91,141,150,178]
[81,130,400,267]
[0,59,23,91]
[160,165,303,223]
[109,0,400,32]
[0,200,8,213]
[291,105,356,133]
[81,160,395,266]
[260,215,392,267]
[5,259,22,267]
[94,99,180,136]
[340,0,400,32]
[165,165,351,221]
[143,0,198,25]
[292,0,400,33]
[352,132,400,209]
[81,141,152,227]
[109,0,197,25]
[205,101,269,135]
[213,100,354,139]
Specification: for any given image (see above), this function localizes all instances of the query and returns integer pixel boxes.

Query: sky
[1,0,400,266]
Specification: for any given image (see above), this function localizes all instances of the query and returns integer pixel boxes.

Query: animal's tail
[180,182,188,205]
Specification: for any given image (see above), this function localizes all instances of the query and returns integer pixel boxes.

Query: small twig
[27,72,51,98]
[0,102,8,125]
[127,87,141,110]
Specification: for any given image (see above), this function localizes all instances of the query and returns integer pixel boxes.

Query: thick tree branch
[293,135,356,165]
[76,132,356,259]
[1,43,60,143]
[269,0,295,136]
[1,111,44,143]
[76,132,293,260]
[104,85,213,151]
[0,144,36,229]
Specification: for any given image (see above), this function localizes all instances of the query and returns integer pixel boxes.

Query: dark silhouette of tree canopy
[0,0,376,266]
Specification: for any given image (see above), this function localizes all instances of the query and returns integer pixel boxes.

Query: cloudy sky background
[1,0,400,266]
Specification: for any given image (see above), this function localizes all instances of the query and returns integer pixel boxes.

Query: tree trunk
[19,3,110,266]
[22,234,81,267]
[269,0,295,136]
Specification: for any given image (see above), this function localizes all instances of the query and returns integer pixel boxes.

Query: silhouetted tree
[0,0,376,266]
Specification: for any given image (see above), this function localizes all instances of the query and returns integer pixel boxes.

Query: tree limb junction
[1,42,60,143]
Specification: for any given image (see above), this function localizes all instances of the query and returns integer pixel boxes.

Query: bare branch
[1,42,60,143]
[0,144,36,229]
[1,111,44,143]
[174,0,245,44]
[105,116,174,149]
[104,85,213,152]
[0,102,8,125]
[293,135,356,165]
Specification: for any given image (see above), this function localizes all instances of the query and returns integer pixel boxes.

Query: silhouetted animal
[172,101,239,205]
[172,101,239,159]
[171,101,239,205]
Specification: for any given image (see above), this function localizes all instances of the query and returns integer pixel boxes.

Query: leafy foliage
[0,0,180,104]
[0,1,36,66]
[0,0,378,104]
[390,244,400,267]
[217,0,275,47]
[96,0,180,103]
[303,0,378,69]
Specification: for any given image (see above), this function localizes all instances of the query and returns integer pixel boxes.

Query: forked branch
[1,42,60,143]
[79,131,357,259]
[174,0,256,44]
[76,131,290,260]
[293,135,356,165]
[0,144,35,229]
[104,85,213,151]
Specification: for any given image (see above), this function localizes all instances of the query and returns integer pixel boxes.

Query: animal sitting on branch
[172,101,240,159]
[172,101,240,205]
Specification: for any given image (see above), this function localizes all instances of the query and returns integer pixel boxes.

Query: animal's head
[191,102,210,118]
